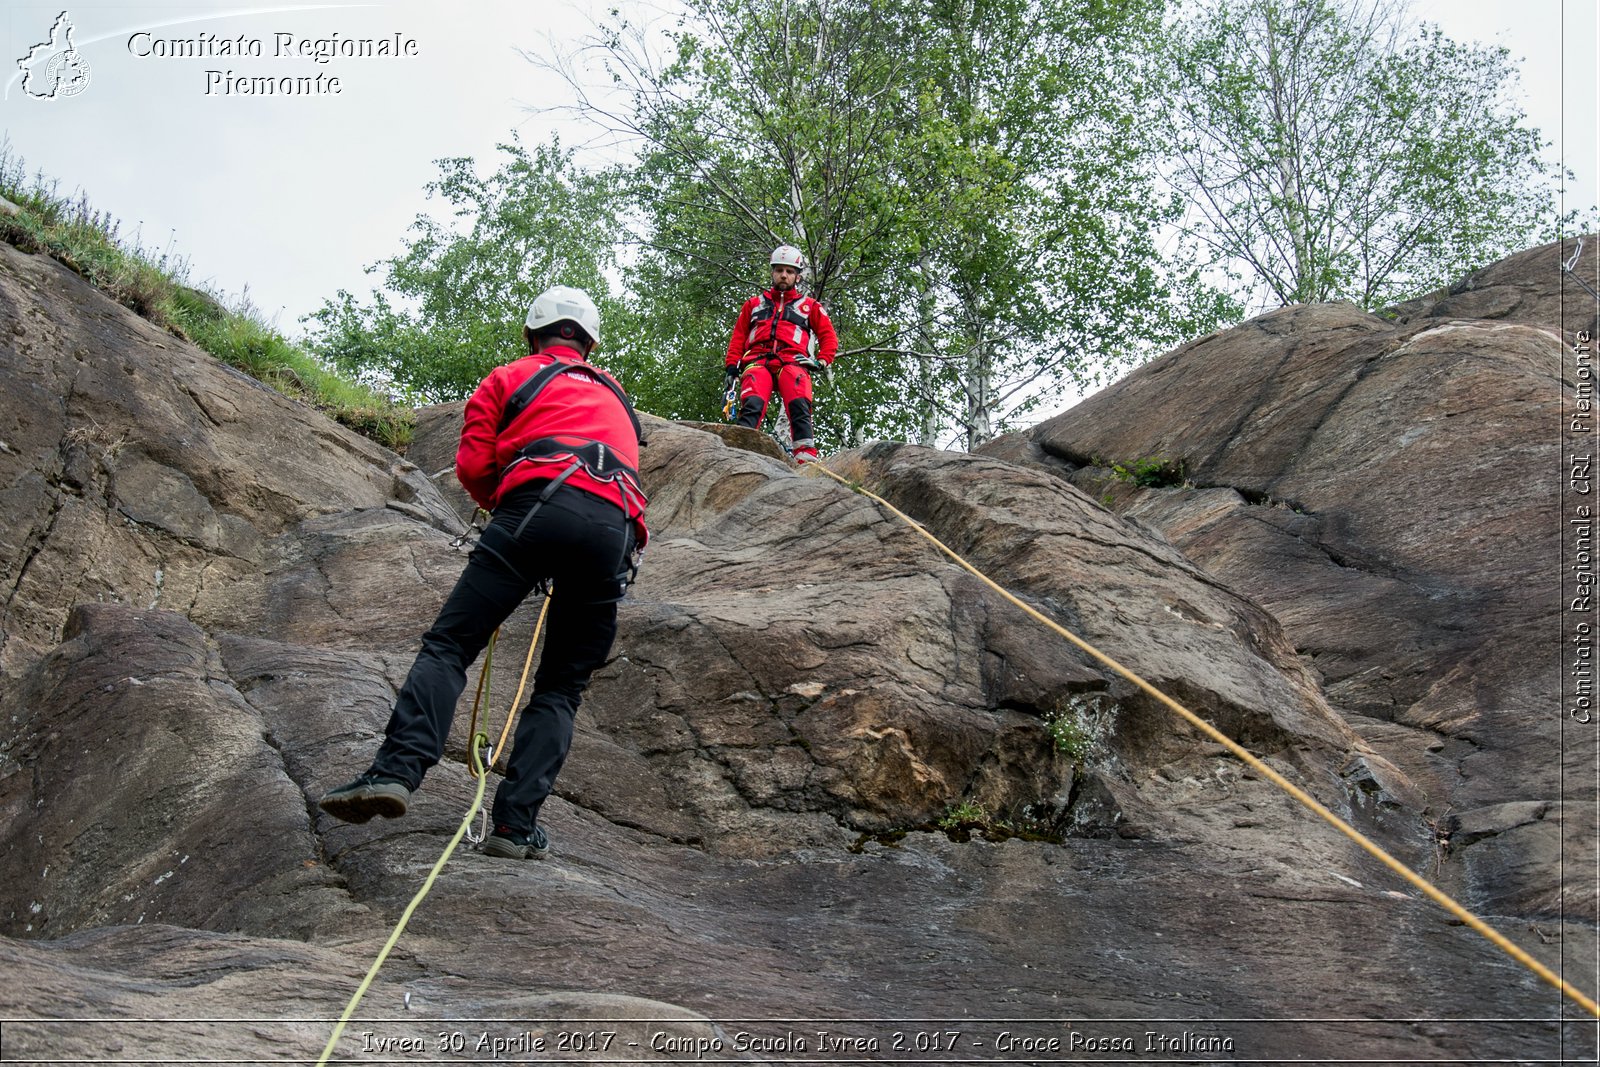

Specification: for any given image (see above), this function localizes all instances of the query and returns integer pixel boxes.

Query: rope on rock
[803,458,1600,1020]
[314,729,491,1067]
[317,598,548,1064]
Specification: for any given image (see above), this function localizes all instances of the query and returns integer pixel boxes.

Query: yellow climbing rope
[463,629,500,758]
[317,600,549,1065]
[466,596,551,841]
[314,729,491,1067]
[803,458,1600,1019]
[490,594,550,764]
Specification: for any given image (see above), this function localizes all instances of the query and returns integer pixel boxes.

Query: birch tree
[1168,0,1566,311]
[542,0,923,437]
[547,0,1231,448]
[896,0,1221,448]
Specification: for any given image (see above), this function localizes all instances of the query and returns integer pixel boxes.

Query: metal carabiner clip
[450,507,490,551]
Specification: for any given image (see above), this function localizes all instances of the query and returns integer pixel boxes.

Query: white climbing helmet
[770,245,805,272]
[525,285,601,348]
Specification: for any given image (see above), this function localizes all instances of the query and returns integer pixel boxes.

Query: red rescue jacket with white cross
[456,346,649,548]
[725,286,839,368]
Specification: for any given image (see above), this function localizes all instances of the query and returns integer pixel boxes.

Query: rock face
[986,236,1598,931]
[0,237,1594,1063]
[1385,235,1600,339]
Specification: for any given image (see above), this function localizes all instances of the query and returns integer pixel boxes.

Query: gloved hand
[796,355,826,373]
[724,364,741,383]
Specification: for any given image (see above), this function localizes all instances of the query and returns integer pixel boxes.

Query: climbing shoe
[482,824,551,860]
[317,773,411,824]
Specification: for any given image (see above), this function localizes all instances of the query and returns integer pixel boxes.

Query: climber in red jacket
[319,286,647,861]
[725,245,838,462]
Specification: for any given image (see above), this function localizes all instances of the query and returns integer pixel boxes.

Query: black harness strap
[745,291,814,364]
[496,443,644,600]
[497,360,645,444]
[507,437,641,486]
[509,464,583,540]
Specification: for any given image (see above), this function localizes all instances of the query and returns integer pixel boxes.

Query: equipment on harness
[450,506,490,551]
[722,371,741,421]
[1563,237,1599,301]
[743,291,816,364]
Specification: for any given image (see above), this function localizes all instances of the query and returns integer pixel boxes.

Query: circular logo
[44,49,91,98]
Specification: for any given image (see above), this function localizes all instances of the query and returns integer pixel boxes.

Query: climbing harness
[744,289,818,362]
[496,357,645,444]
[495,441,647,550]
[316,597,548,1064]
[801,458,1600,1020]
[505,437,642,489]
[491,355,649,537]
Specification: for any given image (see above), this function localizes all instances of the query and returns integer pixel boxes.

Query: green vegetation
[1166,0,1576,311]
[937,801,987,830]
[0,144,412,451]
[304,137,625,410]
[1043,696,1112,765]
[216,0,1583,453]
[1110,455,1186,488]
[928,799,1063,844]
[1043,709,1092,761]
[321,0,1238,452]
[9,0,1582,455]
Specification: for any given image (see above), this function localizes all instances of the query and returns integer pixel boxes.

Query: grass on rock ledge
[0,143,412,451]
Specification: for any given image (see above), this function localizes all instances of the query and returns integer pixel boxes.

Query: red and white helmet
[770,245,805,271]
[525,285,601,348]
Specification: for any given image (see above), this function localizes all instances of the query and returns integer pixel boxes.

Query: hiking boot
[482,824,550,860]
[318,773,411,824]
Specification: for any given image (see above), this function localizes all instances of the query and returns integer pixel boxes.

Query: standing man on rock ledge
[725,244,838,463]
[319,285,648,861]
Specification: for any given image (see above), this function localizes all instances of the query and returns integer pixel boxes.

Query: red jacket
[725,286,838,368]
[456,346,649,548]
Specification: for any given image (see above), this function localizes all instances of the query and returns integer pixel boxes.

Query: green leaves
[302,137,626,404]
[306,0,1251,443]
[1166,0,1569,312]
[586,0,1231,449]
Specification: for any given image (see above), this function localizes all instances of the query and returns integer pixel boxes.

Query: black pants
[371,481,634,834]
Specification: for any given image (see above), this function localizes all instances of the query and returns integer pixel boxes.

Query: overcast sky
[2,0,1596,343]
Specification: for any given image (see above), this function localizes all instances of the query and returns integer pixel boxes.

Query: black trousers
[371,481,634,834]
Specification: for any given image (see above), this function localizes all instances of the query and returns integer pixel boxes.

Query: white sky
[1,0,1596,344]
